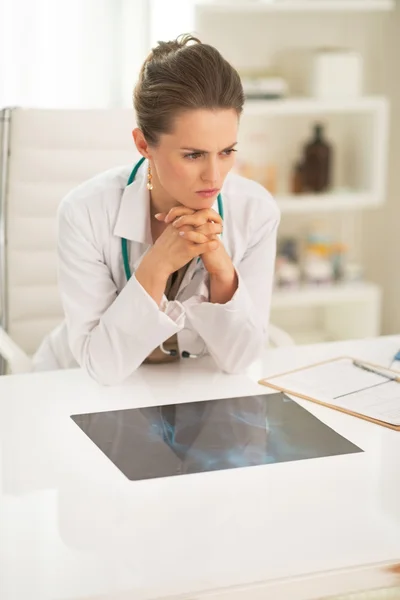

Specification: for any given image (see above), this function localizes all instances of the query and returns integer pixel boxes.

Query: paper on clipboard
[259,357,400,430]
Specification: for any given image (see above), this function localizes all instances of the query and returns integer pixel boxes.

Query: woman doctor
[34,35,280,385]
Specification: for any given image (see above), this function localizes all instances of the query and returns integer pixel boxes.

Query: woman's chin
[190,195,218,211]
[175,195,217,212]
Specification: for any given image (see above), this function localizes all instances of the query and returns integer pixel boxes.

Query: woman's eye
[184,152,203,160]
[222,149,237,157]
[184,149,237,160]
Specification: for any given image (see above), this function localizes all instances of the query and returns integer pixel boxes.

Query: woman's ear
[132,128,151,159]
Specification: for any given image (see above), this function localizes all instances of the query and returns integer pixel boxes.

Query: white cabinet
[195,1,392,343]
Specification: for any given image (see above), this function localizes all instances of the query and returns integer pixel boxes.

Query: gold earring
[147,164,153,191]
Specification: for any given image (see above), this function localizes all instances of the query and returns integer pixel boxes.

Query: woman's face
[135,108,239,211]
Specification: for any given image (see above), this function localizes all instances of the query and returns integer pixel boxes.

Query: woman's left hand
[155,207,232,277]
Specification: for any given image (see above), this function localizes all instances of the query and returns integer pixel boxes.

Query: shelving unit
[276,192,380,213]
[272,281,380,309]
[243,96,387,116]
[240,96,389,206]
[271,282,382,343]
[195,1,394,13]
[195,1,390,344]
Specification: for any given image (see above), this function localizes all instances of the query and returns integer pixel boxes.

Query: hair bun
[151,40,180,60]
[151,34,201,61]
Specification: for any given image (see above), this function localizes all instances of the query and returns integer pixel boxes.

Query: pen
[353,360,399,382]
[390,349,400,368]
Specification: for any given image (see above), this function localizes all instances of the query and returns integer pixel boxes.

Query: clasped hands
[154,206,232,277]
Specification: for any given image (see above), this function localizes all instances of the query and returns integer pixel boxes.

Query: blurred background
[1,0,399,360]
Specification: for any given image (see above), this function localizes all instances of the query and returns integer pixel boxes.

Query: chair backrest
[0,108,139,356]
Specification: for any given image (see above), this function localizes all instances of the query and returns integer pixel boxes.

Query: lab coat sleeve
[58,202,185,385]
[183,199,280,374]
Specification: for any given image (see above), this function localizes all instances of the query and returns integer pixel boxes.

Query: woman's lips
[195,189,219,198]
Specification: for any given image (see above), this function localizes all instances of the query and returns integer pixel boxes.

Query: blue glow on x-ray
[155,407,275,468]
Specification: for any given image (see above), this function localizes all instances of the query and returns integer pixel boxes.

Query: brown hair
[133,34,244,146]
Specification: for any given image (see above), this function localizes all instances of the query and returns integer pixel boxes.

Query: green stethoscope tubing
[121,156,224,281]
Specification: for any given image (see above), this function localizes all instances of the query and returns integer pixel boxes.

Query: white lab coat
[33,162,280,385]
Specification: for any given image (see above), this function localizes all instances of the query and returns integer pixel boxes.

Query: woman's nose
[201,158,219,184]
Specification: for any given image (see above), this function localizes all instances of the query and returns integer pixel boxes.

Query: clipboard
[259,356,400,431]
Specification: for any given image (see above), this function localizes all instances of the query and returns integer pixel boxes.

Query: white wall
[0,0,149,109]
[150,0,196,47]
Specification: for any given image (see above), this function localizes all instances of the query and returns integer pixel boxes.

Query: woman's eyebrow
[180,142,238,153]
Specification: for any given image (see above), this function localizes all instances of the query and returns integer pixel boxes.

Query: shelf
[243,96,387,116]
[196,1,394,13]
[271,282,381,309]
[275,191,381,213]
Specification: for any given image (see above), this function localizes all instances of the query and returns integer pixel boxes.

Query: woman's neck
[150,189,179,218]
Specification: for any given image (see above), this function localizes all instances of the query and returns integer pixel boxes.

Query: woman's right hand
[147,222,218,277]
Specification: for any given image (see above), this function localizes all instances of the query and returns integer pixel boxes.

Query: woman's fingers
[196,222,222,236]
[174,221,222,236]
[174,223,222,239]
[155,207,195,223]
[172,209,222,228]
[155,208,222,230]
[179,230,210,244]
[180,228,221,249]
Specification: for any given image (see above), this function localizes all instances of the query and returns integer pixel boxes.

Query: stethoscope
[121,156,224,359]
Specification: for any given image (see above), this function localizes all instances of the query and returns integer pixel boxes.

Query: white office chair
[0,107,139,375]
[0,328,33,373]
[0,107,294,376]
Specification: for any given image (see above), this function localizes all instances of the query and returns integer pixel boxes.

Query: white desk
[1,336,400,600]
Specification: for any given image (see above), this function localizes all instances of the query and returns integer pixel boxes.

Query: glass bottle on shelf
[303,123,332,193]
